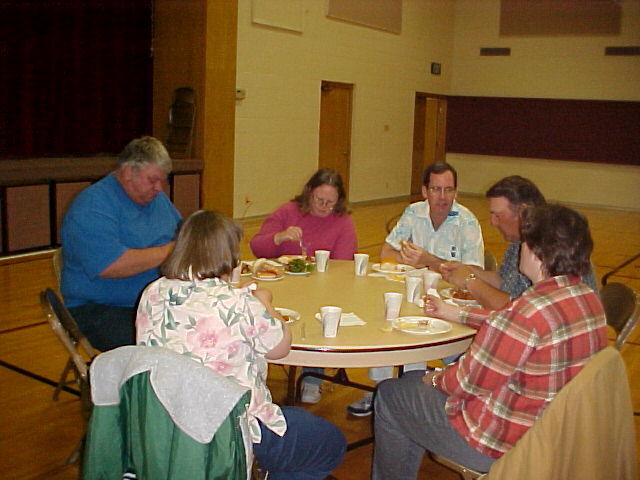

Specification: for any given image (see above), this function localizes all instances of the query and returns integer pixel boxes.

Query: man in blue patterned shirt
[441,175,599,310]
[381,162,485,270]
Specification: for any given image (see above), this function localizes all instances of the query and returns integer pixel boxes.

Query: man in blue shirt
[61,136,182,351]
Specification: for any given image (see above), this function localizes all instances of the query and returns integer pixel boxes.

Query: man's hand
[99,241,175,279]
[441,262,475,289]
[400,241,429,268]
[422,370,440,387]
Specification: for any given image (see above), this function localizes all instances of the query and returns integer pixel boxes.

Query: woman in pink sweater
[250,168,358,404]
[250,168,357,260]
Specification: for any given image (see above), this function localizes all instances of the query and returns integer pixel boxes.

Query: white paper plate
[392,316,452,335]
[284,270,310,276]
[439,287,479,306]
[275,307,300,323]
[371,263,415,275]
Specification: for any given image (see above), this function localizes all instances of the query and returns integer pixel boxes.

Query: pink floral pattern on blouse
[136,276,287,442]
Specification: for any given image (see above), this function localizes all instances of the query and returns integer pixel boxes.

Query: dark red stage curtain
[0,0,153,159]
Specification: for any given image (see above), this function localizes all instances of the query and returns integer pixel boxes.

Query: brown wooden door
[411,93,447,198]
[318,81,353,195]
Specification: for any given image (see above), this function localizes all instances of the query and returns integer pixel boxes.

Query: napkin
[314,312,366,326]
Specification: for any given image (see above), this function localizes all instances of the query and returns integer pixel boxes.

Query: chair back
[484,347,637,480]
[601,282,640,349]
[165,87,196,158]
[41,288,96,382]
[484,251,497,272]
[52,248,63,288]
[84,346,252,480]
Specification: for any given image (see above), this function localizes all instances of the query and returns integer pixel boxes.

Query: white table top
[261,259,475,368]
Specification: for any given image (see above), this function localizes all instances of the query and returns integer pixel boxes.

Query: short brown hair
[294,168,350,216]
[422,162,457,187]
[162,210,242,280]
[520,204,593,277]
[486,176,545,210]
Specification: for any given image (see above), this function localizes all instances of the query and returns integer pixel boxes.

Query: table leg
[284,365,298,405]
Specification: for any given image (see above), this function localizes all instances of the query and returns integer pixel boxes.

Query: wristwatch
[463,272,477,289]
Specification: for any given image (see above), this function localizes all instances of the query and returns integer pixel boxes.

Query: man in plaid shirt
[372,204,607,479]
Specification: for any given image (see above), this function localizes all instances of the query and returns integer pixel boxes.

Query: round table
[262,259,476,368]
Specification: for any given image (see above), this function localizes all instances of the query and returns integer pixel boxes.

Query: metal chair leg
[53,357,75,400]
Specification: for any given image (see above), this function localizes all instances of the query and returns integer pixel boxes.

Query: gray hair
[118,136,172,173]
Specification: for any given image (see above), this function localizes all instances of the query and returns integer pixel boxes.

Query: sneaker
[347,392,374,417]
[300,382,322,404]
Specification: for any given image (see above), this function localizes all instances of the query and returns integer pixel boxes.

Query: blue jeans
[301,367,324,385]
[373,371,495,479]
[254,406,346,480]
[69,302,135,352]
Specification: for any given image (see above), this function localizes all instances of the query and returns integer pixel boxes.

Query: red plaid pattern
[438,275,607,458]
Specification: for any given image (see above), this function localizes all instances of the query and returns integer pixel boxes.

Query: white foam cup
[353,253,369,276]
[423,269,442,290]
[320,306,342,337]
[315,250,330,272]
[230,264,242,284]
[384,292,403,321]
[405,276,423,304]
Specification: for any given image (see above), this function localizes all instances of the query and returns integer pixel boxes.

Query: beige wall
[451,0,640,100]
[234,0,456,218]
[449,154,640,211]
[448,0,640,209]
[234,0,640,218]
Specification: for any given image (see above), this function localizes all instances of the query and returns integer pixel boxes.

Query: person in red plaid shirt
[372,204,607,480]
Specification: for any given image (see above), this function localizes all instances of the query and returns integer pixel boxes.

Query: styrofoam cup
[384,292,403,321]
[320,306,342,337]
[315,250,330,272]
[354,253,369,276]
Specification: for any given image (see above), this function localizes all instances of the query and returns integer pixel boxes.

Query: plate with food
[371,262,415,275]
[392,316,452,335]
[251,258,284,281]
[275,307,300,323]
[283,258,315,275]
[440,287,480,306]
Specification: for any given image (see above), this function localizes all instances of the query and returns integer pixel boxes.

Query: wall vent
[604,46,640,56]
[480,47,511,56]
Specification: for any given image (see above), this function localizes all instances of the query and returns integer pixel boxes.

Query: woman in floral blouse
[136,210,345,479]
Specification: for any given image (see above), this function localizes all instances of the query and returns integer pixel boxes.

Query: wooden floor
[1,195,638,480]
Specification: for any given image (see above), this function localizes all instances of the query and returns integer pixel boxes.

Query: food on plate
[240,262,252,275]
[252,258,283,278]
[280,314,291,322]
[278,255,315,265]
[286,258,314,273]
[380,261,399,272]
[451,288,475,300]
[379,261,412,273]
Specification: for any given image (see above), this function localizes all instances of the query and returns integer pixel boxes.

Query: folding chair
[50,249,81,401]
[431,347,637,480]
[41,287,97,463]
[84,346,252,479]
[601,282,640,349]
